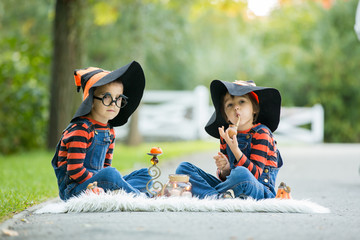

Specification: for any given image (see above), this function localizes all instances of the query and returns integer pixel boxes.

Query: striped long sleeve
[60,123,94,184]
[56,120,115,184]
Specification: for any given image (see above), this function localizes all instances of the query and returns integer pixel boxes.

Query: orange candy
[150,147,163,154]
[227,125,237,138]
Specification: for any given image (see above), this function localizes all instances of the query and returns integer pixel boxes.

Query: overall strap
[53,118,94,159]
[249,123,269,134]
[69,117,95,133]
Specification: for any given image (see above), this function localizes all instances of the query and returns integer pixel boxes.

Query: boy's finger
[218,127,224,137]
[213,152,222,160]
[232,135,237,141]
[218,127,228,139]
[218,152,227,159]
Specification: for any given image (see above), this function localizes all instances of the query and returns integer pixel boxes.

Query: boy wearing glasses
[51,61,151,201]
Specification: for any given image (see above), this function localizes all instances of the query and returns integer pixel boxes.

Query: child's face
[89,81,124,124]
[223,93,255,131]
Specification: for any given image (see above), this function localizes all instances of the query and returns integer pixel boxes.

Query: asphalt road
[1,143,359,240]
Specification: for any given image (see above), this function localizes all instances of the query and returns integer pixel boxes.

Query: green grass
[0,140,217,223]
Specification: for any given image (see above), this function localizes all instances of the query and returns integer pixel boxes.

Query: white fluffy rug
[35,191,330,214]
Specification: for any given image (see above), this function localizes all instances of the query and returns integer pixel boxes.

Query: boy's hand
[213,152,230,171]
[218,126,243,161]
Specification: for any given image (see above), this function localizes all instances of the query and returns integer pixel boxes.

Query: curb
[0,198,60,236]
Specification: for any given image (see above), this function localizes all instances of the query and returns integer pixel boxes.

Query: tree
[47,0,85,149]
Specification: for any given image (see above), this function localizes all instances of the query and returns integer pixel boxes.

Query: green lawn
[0,140,216,223]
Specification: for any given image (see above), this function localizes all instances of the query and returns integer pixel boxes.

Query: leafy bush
[0,38,51,154]
[0,1,53,154]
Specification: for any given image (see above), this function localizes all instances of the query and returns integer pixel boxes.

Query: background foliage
[0,1,52,154]
[0,0,359,154]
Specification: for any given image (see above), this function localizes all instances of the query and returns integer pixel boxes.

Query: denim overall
[176,124,283,199]
[52,118,151,201]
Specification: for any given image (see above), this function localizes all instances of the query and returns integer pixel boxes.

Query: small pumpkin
[275,182,291,199]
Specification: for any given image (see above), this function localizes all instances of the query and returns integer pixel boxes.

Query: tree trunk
[125,0,144,146]
[126,109,143,146]
[47,0,84,149]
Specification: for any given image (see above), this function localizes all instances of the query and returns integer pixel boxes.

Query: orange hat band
[73,67,110,100]
[249,92,259,104]
[82,71,110,100]
[74,67,102,91]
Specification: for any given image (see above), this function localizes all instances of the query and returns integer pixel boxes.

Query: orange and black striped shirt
[55,117,115,184]
[220,123,279,180]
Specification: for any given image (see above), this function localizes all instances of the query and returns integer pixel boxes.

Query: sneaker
[237,194,248,200]
[220,189,235,199]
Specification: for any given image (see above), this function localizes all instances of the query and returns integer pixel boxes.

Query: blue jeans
[65,167,151,200]
[176,162,274,199]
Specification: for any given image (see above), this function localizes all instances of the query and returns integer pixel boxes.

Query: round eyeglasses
[94,93,128,108]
